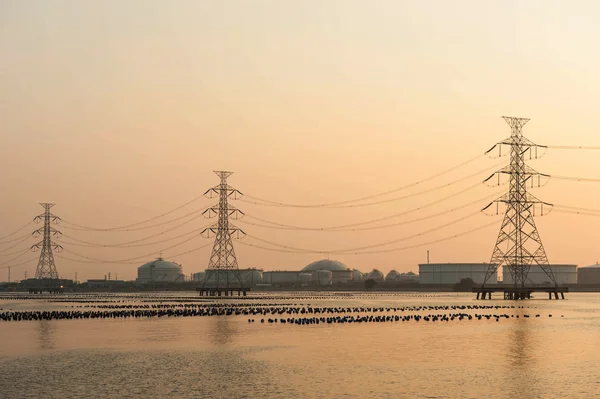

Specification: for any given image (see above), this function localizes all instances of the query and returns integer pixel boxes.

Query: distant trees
[365,279,377,290]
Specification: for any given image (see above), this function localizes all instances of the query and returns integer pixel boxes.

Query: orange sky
[2,1,600,281]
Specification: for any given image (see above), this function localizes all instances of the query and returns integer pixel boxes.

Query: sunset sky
[2,1,600,281]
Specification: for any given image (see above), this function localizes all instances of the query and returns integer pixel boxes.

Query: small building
[419,263,496,285]
[502,264,577,285]
[578,263,600,284]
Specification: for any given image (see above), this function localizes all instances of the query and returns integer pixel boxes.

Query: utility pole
[201,171,245,291]
[481,117,556,289]
[32,203,62,279]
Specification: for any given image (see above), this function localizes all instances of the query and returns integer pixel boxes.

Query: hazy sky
[2,1,600,281]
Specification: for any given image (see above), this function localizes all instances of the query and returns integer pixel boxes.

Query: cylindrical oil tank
[352,269,363,281]
[263,271,299,285]
[299,273,313,284]
[193,272,206,282]
[240,269,263,286]
[317,270,332,286]
[137,258,184,283]
[386,270,399,281]
[331,269,353,284]
[578,264,600,284]
[367,269,384,282]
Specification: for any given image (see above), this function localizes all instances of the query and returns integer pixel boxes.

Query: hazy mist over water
[1,292,599,399]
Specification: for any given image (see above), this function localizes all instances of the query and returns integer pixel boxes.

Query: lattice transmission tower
[481,117,557,288]
[32,203,63,279]
[201,171,245,290]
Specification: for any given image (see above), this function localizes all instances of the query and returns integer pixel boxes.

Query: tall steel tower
[201,171,245,290]
[32,203,63,279]
[481,117,556,288]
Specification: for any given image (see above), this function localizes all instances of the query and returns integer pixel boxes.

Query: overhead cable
[238,220,498,255]
[61,233,204,264]
[245,211,481,254]
[56,241,213,265]
[240,191,501,232]
[242,153,488,208]
[0,222,32,241]
[0,256,39,270]
[60,195,206,231]
[245,184,501,230]
[546,145,600,150]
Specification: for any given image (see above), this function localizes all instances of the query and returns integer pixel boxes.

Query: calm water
[1,292,599,399]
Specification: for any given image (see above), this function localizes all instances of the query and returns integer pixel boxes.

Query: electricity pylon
[481,117,556,288]
[32,203,63,279]
[201,171,245,290]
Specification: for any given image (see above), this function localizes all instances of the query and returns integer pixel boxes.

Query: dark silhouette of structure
[32,203,62,279]
[199,171,247,296]
[475,117,565,300]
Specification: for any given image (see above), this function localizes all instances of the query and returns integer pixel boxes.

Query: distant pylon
[201,171,245,290]
[32,203,63,279]
[481,117,556,288]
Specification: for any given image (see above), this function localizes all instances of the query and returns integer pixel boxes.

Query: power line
[0,248,31,266]
[0,256,39,270]
[56,241,213,265]
[546,145,600,150]
[239,191,501,232]
[0,222,32,241]
[244,211,481,254]
[60,197,206,231]
[244,184,498,231]
[0,232,31,246]
[242,153,487,208]
[238,219,498,255]
[58,227,204,248]
[0,235,31,253]
[60,232,203,264]
[550,175,600,183]
[60,212,206,248]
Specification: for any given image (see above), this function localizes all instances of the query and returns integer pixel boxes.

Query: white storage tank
[263,271,299,285]
[419,263,496,285]
[578,263,600,284]
[386,270,399,281]
[367,269,384,282]
[240,268,263,287]
[502,264,577,285]
[299,273,313,284]
[331,269,353,284]
[352,269,364,281]
[316,270,332,286]
[398,271,418,282]
[193,272,206,282]
[137,258,184,283]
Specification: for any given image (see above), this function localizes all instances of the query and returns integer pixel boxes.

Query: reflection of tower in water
[208,316,237,346]
[503,309,540,399]
[37,321,55,351]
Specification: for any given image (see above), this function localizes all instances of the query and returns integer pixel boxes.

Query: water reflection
[37,321,55,351]
[208,316,237,346]
[504,309,540,398]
